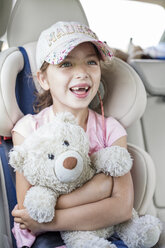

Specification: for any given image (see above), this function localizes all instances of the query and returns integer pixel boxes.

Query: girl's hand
[12,205,44,235]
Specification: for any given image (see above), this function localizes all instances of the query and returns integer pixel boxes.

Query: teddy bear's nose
[63,157,77,170]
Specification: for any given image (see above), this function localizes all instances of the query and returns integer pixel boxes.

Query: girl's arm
[56,173,113,209]
[13,170,133,234]
[12,131,31,209]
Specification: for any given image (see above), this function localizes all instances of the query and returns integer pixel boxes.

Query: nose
[63,157,77,170]
[74,65,89,80]
[75,72,88,80]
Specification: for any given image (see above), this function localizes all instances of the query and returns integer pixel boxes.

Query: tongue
[74,90,86,94]
[71,88,87,94]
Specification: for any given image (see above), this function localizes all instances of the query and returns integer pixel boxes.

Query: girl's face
[38,42,101,113]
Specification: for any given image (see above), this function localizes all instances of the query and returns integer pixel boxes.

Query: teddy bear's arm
[90,146,132,177]
[24,185,58,223]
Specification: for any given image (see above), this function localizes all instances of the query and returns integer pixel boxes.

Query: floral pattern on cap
[46,39,77,64]
[46,39,113,65]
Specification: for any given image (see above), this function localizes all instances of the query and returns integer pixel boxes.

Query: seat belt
[0,139,17,248]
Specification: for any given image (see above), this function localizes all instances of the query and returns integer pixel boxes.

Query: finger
[11,204,19,216]
[14,204,18,209]
[14,217,23,223]
[20,224,27,229]
[12,208,25,217]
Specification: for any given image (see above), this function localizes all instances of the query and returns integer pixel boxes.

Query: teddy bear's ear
[9,145,25,173]
[56,112,77,125]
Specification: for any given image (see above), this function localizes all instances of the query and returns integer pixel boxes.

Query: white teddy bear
[9,112,162,248]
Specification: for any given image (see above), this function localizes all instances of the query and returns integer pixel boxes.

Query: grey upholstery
[0,160,12,248]
[0,0,12,51]
[7,0,88,47]
[128,58,165,246]
[129,60,165,95]
[128,143,156,215]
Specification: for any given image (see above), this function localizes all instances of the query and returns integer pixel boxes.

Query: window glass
[80,0,165,51]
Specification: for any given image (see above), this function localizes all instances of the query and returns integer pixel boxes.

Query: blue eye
[61,62,72,68]
[88,60,97,65]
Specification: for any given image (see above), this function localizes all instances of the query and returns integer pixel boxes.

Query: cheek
[93,69,101,87]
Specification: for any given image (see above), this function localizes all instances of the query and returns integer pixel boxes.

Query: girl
[12,21,134,248]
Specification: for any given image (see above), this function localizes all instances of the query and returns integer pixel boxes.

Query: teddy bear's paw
[24,200,55,223]
[91,146,132,177]
[135,215,162,248]
[29,207,54,223]
[139,225,161,248]
[24,186,56,223]
[115,213,162,248]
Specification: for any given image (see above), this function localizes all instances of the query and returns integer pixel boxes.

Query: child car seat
[128,58,165,247]
[0,45,157,247]
[0,0,160,247]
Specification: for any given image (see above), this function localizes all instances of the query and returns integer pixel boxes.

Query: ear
[37,70,50,91]
[9,145,25,173]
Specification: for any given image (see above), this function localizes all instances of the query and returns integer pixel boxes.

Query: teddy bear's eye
[63,140,69,146]
[48,154,55,160]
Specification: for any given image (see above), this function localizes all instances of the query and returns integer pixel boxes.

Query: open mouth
[70,86,90,94]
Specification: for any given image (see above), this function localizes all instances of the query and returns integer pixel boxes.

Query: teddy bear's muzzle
[54,151,84,183]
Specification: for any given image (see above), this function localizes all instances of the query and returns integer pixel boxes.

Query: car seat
[128,58,165,247]
[0,0,160,247]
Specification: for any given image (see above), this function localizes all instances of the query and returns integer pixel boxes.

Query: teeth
[72,87,80,90]
[71,86,89,91]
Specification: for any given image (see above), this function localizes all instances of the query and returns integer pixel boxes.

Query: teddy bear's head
[9,112,94,193]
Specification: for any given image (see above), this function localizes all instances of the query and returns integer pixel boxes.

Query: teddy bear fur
[9,112,162,248]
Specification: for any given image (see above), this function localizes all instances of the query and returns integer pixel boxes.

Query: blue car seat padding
[16,47,36,115]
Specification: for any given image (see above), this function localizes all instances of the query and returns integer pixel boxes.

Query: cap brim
[45,36,113,65]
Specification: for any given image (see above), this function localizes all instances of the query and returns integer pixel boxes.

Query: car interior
[0,0,164,247]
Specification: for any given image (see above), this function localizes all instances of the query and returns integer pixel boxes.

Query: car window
[80,0,165,52]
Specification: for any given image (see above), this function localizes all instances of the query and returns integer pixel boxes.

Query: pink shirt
[12,106,127,154]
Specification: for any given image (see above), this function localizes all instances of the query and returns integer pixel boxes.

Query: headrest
[0,47,24,136]
[0,42,147,137]
[129,59,165,96]
[0,0,12,37]
[100,59,147,127]
[7,0,88,46]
